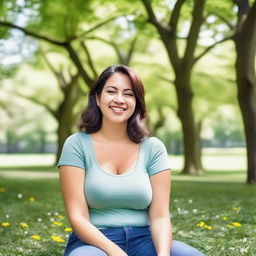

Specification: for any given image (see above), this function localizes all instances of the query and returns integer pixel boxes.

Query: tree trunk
[235,39,256,184]
[233,0,256,184]
[176,74,202,174]
[55,101,74,164]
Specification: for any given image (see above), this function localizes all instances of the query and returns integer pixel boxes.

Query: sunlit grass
[0,149,252,256]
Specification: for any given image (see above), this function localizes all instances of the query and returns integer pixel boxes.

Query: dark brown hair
[79,65,150,143]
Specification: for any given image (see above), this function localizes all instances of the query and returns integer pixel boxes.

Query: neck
[97,120,129,142]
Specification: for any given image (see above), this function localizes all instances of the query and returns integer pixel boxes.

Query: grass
[0,151,255,256]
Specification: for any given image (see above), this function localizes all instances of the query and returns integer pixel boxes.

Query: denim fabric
[64,226,205,256]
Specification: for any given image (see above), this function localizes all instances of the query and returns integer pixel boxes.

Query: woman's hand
[108,248,128,256]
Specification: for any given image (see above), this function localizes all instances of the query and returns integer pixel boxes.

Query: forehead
[104,72,132,89]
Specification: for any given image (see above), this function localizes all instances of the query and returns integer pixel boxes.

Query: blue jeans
[64,226,205,256]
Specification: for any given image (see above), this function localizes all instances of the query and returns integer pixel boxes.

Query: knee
[171,240,205,256]
[69,245,108,256]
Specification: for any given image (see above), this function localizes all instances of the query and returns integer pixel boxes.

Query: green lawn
[0,151,255,256]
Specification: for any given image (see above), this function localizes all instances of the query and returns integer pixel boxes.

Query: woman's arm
[59,166,127,256]
[148,170,172,256]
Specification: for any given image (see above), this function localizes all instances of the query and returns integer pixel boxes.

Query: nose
[113,92,125,104]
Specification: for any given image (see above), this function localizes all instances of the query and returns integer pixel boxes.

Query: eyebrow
[105,86,134,92]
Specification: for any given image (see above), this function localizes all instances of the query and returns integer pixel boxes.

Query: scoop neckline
[87,133,142,177]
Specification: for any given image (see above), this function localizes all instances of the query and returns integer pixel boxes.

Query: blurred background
[0,0,255,184]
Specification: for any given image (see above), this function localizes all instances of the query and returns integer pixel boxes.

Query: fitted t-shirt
[58,132,171,228]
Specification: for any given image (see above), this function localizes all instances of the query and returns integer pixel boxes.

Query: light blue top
[58,132,171,228]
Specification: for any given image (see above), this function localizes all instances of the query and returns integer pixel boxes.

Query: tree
[233,0,256,184]
[141,0,232,174]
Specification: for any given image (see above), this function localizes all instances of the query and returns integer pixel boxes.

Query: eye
[124,93,134,97]
[107,90,116,94]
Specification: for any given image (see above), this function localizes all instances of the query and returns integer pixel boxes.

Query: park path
[0,170,58,179]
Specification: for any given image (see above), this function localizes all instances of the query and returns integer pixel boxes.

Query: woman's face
[96,72,136,125]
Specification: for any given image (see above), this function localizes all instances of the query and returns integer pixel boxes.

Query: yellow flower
[197,221,205,227]
[20,222,29,228]
[222,217,228,220]
[51,235,64,243]
[57,215,64,219]
[31,235,40,240]
[226,224,233,228]
[0,188,6,192]
[1,222,10,227]
[53,221,63,227]
[64,227,72,232]
[29,197,35,202]
[232,222,241,227]
[204,225,212,230]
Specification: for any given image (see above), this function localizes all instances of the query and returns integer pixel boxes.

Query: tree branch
[80,41,98,79]
[0,21,66,46]
[125,36,138,66]
[193,35,234,64]
[183,0,206,65]
[40,50,67,88]
[211,12,235,30]
[75,15,121,40]
[85,36,123,64]
[168,0,186,32]
[14,92,57,119]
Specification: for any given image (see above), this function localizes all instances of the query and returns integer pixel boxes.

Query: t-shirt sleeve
[57,133,85,170]
[147,137,171,176]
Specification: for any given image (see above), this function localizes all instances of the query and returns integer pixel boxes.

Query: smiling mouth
[109,106,126,113]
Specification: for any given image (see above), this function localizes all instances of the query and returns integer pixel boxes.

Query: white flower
[192,209,198,214]
[17,193,23,199]
[47,212,51,216]
[188,199,193,204]
[50,218,55,222]
[240,247,248,254]
[240,238,247,243]
[6,214,10,218]
[174,199,179,203]
[37,218,42,222]
[54,212,59,216]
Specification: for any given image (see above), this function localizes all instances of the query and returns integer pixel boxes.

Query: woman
[58,65,205,256]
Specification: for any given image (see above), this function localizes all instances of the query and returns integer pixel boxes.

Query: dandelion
[57,215,64,219]
[222,217,228,220]
[31,235,40,240]
[197,221,205,227]
[20,222,29,228]
[17,193,23,199]
[53,221,63,227]
[233,207,239,212]
[51,235,64,243]
[232,222,241,227]
[29,197,35,202]
[1,222,10,227]
[64,227,72,232]
[204,225,212,230]
[0,188,6,192]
